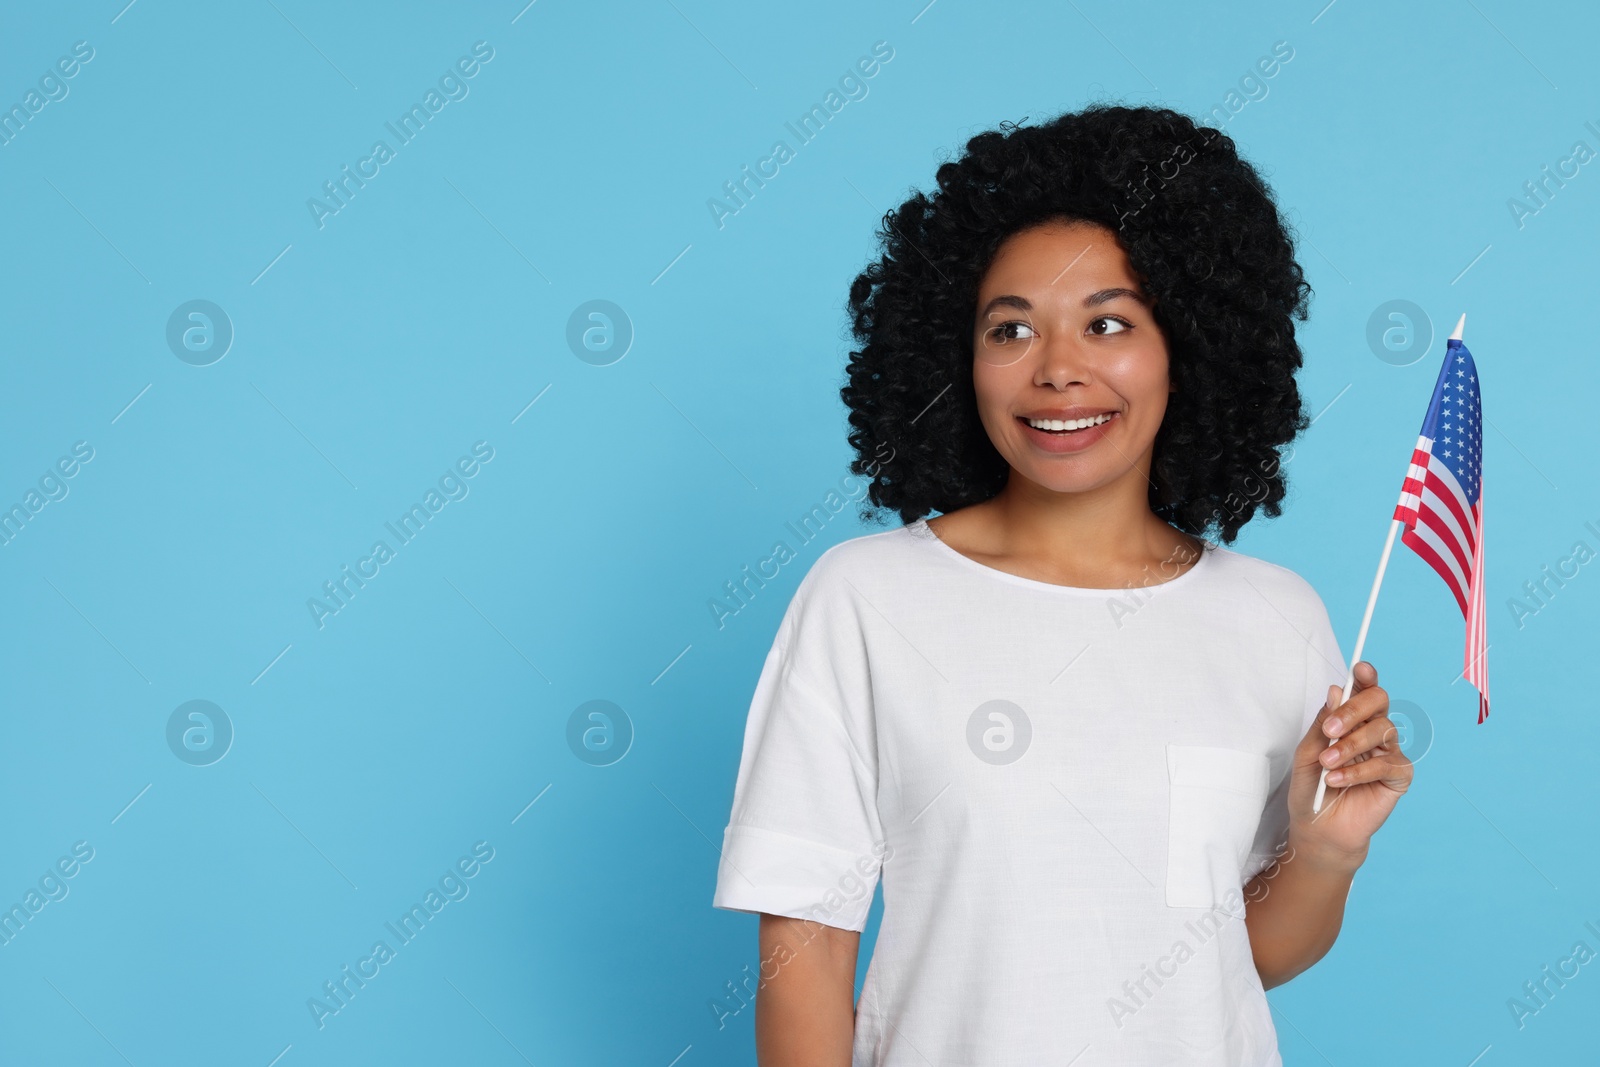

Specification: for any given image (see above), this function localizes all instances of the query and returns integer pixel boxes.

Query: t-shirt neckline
[906,517,1215,597]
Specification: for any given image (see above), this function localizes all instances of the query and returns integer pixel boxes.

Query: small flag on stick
[1313,313,1488,814]
[1392,317,1489,723]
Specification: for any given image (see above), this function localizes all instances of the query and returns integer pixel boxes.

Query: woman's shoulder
[762,525,921,679]
[766,522,944,633]
[796,521,922,595]
[1202,541,1336,624]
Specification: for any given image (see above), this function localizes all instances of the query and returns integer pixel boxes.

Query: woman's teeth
[1024,412,1115,433]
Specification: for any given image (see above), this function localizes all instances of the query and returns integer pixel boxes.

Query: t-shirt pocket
[1164,743,1271,909]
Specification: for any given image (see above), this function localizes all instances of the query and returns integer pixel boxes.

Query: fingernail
[1325,718,1341,735]
[1320,749,1339,766]
[1327,769,1345,784]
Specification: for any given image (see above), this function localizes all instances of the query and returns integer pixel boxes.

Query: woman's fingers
[1319,714,1400,772]
[1323,661,1387,740]
[1348,659,1378,692]
[1325,744,1410,788]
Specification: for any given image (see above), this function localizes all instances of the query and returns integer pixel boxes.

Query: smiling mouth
[1017,412,1118,434]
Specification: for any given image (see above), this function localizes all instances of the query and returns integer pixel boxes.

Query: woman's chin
[1010,464,1111,495]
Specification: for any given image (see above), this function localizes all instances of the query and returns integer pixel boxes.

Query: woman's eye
[986,321,1037,344]
[1089,316,1132,336]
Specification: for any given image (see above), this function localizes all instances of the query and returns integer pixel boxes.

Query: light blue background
[1,0,1594,1063]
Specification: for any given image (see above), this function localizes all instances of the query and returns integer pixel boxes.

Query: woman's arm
[1243,831,1365,989]
[756,914,859,1066]
[1246,660,1412,989]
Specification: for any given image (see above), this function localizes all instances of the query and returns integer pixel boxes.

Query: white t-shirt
[712,518,1348,1066]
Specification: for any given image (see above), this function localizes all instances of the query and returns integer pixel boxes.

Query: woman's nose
[1034,334,1094,388]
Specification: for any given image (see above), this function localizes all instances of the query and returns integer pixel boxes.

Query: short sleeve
[1245,586,1347,881]
[711,557,886,933]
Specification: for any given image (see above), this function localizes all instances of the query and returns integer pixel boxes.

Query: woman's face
[970,218,1172,496]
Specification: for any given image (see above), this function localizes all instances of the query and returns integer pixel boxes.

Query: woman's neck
[928,474,1204,588]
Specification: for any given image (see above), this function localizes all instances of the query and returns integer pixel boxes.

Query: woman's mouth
[1015,411,1119,453]
[1019,412,1118,434]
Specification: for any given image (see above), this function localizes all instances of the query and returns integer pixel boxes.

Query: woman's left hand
[1286,660,1414,863]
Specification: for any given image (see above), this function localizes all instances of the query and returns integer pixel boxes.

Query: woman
[711,104,1412,1066]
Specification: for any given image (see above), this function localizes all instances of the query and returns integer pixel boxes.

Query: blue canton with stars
[1416,338,1483,507]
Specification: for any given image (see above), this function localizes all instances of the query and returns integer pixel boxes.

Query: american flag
[1392,335,1489,723]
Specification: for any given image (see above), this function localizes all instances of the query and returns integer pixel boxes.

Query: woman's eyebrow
[979,294,1033,316]
[978,287,1147,317]
[1084,286,1148,307]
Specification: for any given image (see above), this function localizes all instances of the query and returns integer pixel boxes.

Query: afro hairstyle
[840,103,1314,545]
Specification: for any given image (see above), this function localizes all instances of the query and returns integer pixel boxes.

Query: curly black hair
[840,103,1314,545]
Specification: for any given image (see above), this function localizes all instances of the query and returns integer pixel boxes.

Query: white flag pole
[1312,312,1466,815]
[1312,518,1400,814]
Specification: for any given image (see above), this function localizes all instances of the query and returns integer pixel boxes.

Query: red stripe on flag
[1421,465,1475,554]
[1465,491,1489,723]
[1416,498,1473,578]
[1400,524,1469,615]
